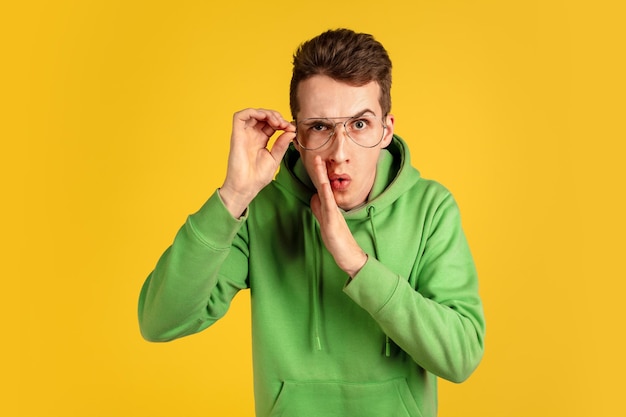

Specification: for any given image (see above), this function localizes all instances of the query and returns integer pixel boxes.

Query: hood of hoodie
[274,135,421,215]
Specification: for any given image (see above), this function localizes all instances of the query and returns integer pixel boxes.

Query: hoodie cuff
[186,190,247,250]
[343,257,401,316]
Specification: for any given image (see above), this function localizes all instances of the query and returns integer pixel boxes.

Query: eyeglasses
[294,114,387,151]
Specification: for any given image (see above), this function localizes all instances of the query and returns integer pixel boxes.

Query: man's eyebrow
[302,109,377,120]
[350,109,377,118]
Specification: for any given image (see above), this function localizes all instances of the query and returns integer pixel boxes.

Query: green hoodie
[139,135,485,417]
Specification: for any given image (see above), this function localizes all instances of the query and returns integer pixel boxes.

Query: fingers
[310,155,329,191]
[319,181,338,214]
[311,155,339,214]
[235,108,294,135]
[310,185,336,223]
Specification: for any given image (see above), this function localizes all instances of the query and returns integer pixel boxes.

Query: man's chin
[335,194,365,212]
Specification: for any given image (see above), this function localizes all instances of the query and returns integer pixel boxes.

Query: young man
[139,29,485,417]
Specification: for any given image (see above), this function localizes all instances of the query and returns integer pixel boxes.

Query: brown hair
[289,28,392,119]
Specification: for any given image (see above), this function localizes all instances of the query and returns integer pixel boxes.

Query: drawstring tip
[385,337,391,357]
[316,336,322,351]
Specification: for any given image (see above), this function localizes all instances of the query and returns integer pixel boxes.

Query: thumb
[310,193,322,222]
[270,131,295,162]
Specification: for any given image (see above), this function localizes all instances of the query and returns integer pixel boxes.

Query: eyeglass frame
[293,112,388,151]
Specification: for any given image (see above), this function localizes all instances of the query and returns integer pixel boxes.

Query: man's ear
[381,114,395,148]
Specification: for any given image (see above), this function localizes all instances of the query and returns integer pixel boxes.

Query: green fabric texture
[139,135,485,417]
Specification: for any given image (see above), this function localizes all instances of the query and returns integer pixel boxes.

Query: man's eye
[351,119,369,130]
[310,123,329,132]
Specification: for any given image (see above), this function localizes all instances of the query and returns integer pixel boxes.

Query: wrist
[218,185,254,218]
[344,252,368,278]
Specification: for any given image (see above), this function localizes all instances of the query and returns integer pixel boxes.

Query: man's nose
[328,124,349,163]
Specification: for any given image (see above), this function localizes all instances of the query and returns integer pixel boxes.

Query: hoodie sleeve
[343,193,485,383]
[138,190,250,342]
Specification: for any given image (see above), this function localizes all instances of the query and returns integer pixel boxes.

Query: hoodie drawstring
[368,205,391,358]
[367,206,380,260]
[310,214,322,351]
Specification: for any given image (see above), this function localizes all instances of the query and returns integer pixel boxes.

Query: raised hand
[220,108,296,217]
[309,155,368,278]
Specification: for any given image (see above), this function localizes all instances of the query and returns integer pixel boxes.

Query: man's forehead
[296,76,382,118]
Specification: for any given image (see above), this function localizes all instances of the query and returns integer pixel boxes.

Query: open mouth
[329,174,351,191]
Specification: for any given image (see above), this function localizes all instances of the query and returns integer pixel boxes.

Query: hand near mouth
[310,156,368,278]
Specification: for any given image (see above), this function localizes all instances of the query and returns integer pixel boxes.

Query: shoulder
[407,176,454,206]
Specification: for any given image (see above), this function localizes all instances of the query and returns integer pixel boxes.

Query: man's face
[295,75,395,211]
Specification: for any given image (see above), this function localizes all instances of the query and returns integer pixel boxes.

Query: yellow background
[3,1,624,416]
